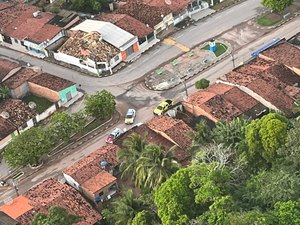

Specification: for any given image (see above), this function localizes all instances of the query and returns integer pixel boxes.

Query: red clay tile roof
[115,0,171,28]
[82,170,116,194]
[0,117,15,140]
[0,195,33,219]
[147,116,193,150]
[187,83,260,121]
[0,99,37,127]
[28,73,74,92]
[0,3,61,43]
[17,178,101,225]
[64,145,119,185]
[259,42,300,69]
[143,0,192,14]
[3,67,38,89]
[0,59,20,81]
[95,13,153,38]
[114,124,188,161]
[220,58,300,114]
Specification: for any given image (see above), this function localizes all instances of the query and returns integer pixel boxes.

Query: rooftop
[0,117,15,140]
[114,124,188,161]
[0,59,20,81]
[0,211,19,225]
[143,0,192,14]
[259,42,300,69]
[95,13,153,38]
[64,144,119,185]
[28,72,74,92]
[147,116,193,150]
[220,58,300,114]
[0,195,33,219]
[0,99,37,127]
[187,83,260,121]
[58,30,119,62]
[0,3,61,43]
[71,20,135,49]
[16,178,102,225]
[115,0,171,28]
[82,170,117,194]
[3,67,38,89]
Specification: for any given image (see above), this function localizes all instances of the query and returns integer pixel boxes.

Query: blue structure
[209,39,216,52]
[251,38,283,57]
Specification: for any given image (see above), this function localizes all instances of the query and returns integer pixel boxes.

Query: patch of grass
[257,13,282,27]
[22,95,53,114]
[201,43,228,57]
[211,0,237,11]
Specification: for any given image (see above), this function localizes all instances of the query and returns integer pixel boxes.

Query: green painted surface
[59,85,78,103]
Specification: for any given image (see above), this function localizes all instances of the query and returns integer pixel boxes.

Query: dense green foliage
[85,90,115,119]
[195,79,210,89]
[70,0,106,13]
[262,0,293,12]
[108,112,300,225]
[0,85,10,100]
[31,206,80,225]
[4,127,53,167]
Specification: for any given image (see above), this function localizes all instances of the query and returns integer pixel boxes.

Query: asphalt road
[0,0,299,203]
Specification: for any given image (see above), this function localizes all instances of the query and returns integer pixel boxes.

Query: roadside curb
[2,111,120,186]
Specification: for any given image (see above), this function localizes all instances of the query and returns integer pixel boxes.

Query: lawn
[201,43,228,57]
[22,94,53,114]
[257,13,282,27]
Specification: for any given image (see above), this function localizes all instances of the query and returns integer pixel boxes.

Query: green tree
[117,133,146,180]
[195,79,210,89]
[31,206,80,225]
[135,144,179,189]
[102,190,146,225]
[245,113,289,163]
[213,118,249,149]
[131,210,154,225]
[274,200,300,225]
[190,120,212,145]
[154,168,199,225]
[0,85,10,100]
[262,0,293,12]
[48,111,86,143]
[85,90,115,119]
[71,0,105,13]
[244,169,300,209]
[3,127,53,167]
[223,210,276,225]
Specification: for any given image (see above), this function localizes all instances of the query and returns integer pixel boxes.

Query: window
[14,39,19,44]
[99,191,104,196]
[114,55,119,61]
[3,35,12,44]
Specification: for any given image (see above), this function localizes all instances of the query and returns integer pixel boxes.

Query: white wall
[63,173,81,191]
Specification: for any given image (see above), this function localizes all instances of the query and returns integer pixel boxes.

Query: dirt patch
[219,21,269,49]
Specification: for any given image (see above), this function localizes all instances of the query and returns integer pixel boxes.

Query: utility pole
[183,79,188,98]
[231,46,236,68]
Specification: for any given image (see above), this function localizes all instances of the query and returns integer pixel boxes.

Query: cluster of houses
[0,0,210,75]
[0,58,79,149]
[0,26,299,225]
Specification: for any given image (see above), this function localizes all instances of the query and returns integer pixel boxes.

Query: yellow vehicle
[153,99,174,116]
[125,109,136,124]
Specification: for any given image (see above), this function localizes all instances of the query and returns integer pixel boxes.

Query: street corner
[144,40,232,91]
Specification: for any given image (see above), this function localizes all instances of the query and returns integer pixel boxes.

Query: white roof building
[71,20,138,51]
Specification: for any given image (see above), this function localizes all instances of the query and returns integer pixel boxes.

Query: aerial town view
[0,0,300,224]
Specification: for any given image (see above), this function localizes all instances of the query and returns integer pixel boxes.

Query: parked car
[125,109,136,124]
[106,128,123,144]
[153,99,174,115]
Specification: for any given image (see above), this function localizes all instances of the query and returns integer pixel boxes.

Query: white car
[125,109,136,124]
[106,128,123,144]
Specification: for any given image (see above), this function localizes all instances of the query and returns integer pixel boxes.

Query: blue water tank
[209,39,216,52]
[100,161,108,169]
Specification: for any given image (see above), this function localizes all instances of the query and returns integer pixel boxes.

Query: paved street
[0,0,264,96]
[0,0,299,203]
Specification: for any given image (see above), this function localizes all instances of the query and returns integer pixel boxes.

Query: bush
[195,79,210,89]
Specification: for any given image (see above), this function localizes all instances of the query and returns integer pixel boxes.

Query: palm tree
[117,133,146,180]
[135,144,180,189]
[111,190,146,225]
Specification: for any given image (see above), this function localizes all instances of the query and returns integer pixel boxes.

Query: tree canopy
[262,0,293,12]
[85,90,115,119]
[31,206,80,225]
[70,0,106,13]
[4,126,53,167]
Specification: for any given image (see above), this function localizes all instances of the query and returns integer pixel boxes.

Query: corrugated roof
[71,20,136,49]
